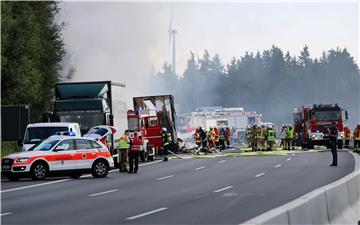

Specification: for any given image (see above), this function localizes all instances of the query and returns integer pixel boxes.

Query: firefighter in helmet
[161,127,171,161]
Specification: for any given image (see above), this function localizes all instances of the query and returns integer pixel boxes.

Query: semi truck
[127,95,178,161]
[293,103,348,149]
[53,81,128,166]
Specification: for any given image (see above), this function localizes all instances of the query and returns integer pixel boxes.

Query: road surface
[1,151,355,225]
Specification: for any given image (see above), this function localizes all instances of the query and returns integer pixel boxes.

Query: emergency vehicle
[127,95,178,161]
[293,104,348,149]
[1,136,113,181]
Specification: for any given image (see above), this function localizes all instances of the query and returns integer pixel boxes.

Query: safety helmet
[162,127,167,132]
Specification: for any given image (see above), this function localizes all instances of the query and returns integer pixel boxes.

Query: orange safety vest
[131,137,142,152]
[344,127,351,140]
[214,129,219,142]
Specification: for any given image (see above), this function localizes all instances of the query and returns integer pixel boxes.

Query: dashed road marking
[126,207,168,220]
[254,173,265,178]
[287,158,292,161]
[1,213,12,217]
[219,160,226,163]
[213,186,233,193]
[89,189,119,197]
[156,175,174,180]
[275,164,282,168]
[195,166,205,170]
[1,179,71,193]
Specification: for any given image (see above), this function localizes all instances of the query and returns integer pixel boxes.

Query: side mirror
[345,111,349,120]
[17,138,23,147]
[54,145,66,152]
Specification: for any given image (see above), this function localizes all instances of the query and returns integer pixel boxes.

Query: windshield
[24,127,68,144]
[33,140,60,151]
[59,114,104,134]
[87,127,109,137]
[314,111,341,121]
[128,118,139,131]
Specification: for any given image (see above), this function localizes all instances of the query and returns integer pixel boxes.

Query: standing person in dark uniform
[328,121,338,166]
[128,132,142,174]
[161,128,170,161]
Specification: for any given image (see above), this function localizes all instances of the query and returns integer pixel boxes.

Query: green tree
[1,1,65,121]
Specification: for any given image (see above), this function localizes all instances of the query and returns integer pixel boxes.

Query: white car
[2,136,114,181]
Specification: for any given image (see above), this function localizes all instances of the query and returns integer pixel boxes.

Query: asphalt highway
[1,151,355,225]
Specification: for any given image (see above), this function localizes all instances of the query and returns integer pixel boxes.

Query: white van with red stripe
[1,136,114,181]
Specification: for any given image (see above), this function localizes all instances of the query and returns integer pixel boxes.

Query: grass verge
[1,141,21,157]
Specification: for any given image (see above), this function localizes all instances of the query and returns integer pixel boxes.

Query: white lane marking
[219,160,226,163]
[1,179,71,193]
[195,166,205,170]
[213,186,233,193]
[89,189,119,197]
[1,213,12,217]
[287,158,292,161]
[2,161,162,193]
[156,175,174,180]
[275,164,282,168]
[126,207,168,220]
[254,173,265,178]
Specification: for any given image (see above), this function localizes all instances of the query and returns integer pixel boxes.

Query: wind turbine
[168,14,177,74]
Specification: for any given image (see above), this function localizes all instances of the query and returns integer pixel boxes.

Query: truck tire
[91,160,109,178]
[30,161,48,180]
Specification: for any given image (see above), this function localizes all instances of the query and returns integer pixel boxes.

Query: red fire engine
[127,95,178,161]
[293,104,348,149]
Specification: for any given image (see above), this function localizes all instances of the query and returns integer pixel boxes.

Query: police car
[1,136,114,181]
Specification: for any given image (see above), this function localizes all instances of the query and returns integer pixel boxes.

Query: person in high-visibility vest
[259,125,266,151]
[287,125,295,150]
[118,130,130,172]
[266,126,276,151]
[194,128,202,148]
[208,128,215,149]
[128,132,143,174]
[344,125,351,149]
[353,124,360,150]
[161,128,171,161]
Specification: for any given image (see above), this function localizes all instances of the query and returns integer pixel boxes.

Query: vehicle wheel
[140,151,146,162]
[5,174,20,181]
[148,155,154,161]
[70,173,82,179]
[30,162,48,180]
[91,160,109,178]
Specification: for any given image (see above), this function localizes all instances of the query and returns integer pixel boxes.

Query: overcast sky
[58,1,359,99]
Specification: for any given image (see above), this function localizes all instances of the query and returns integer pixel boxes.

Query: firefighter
[214,127,220,147]
[225,127,231,148]
[354,124,360,150]
[199,127,208,152]
[251,125,258,151]
[194,128,202,148]
[161,127,170,161]
[118,130,130,172]
[287,125,295,150]
[208,128,215,149]
[245,125,252,147]
[266,125,276,151]
[219,127,226,151]
[344,125,351,149]
[128,132,142,174]
[256,125,262,151]
[259,125,266,151]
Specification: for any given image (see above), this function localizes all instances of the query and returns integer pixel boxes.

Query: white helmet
[162,127,167,132]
